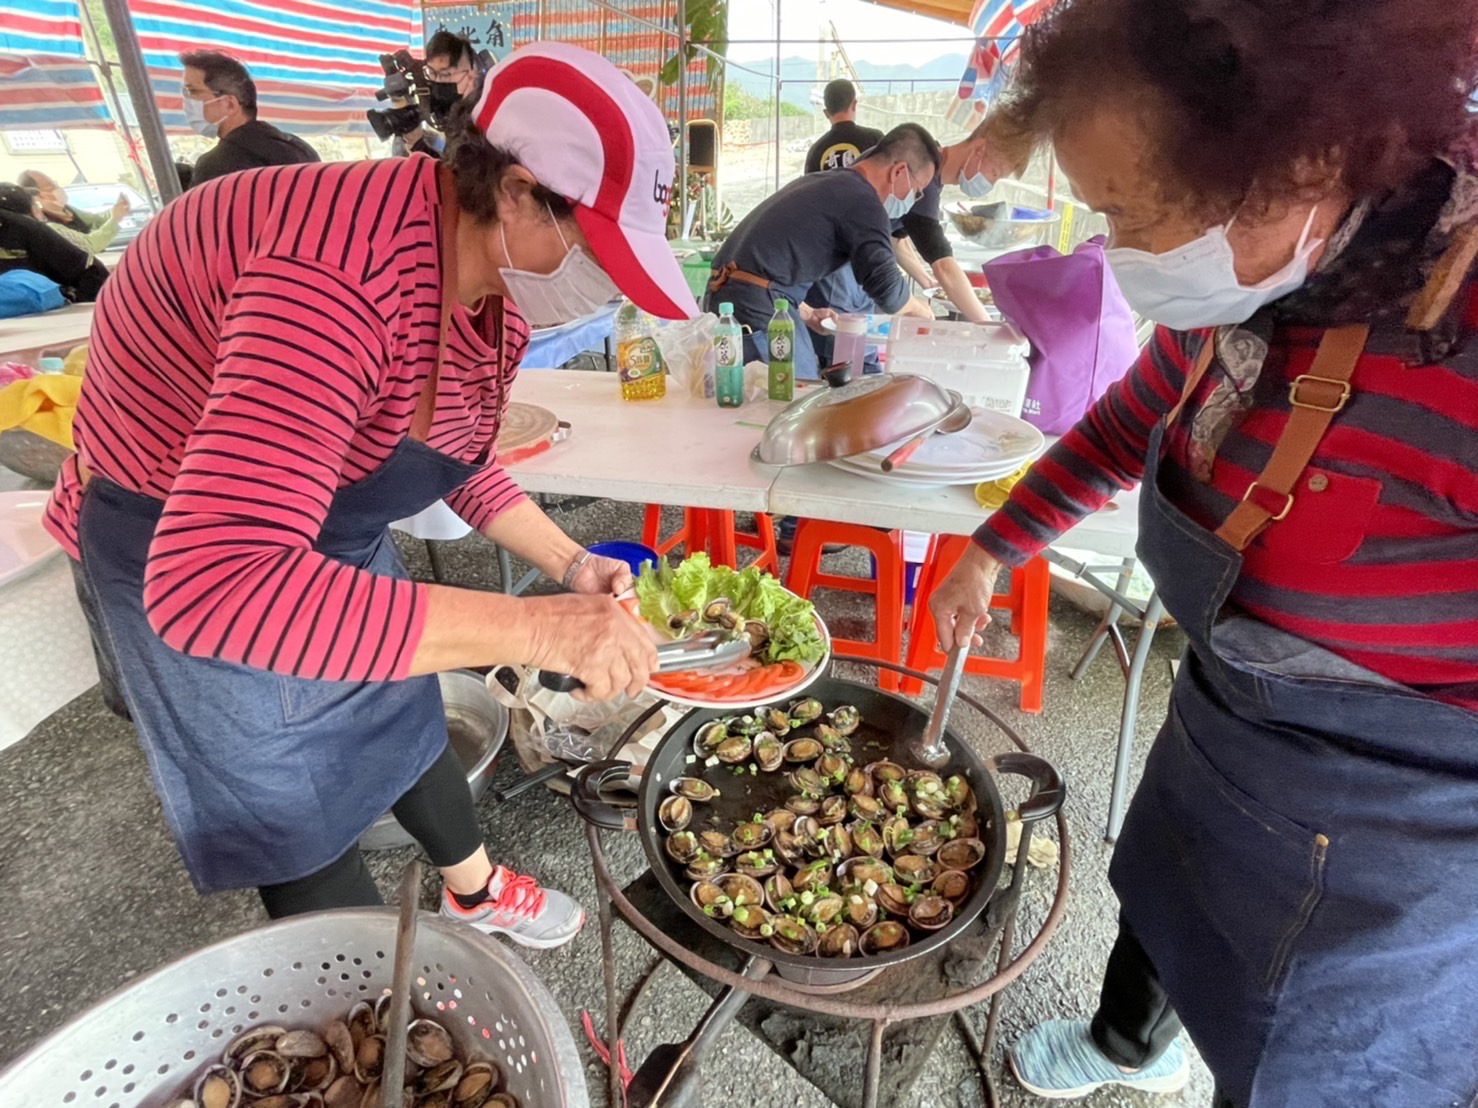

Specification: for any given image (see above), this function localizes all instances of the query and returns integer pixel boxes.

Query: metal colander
[0,909,589,1108]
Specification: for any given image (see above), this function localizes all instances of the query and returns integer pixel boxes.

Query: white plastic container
[884,316,1032,417]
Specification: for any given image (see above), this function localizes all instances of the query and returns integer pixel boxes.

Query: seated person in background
[24,187,127,258]
[179,49,319,186]
[0,184,110,302]
[704,123,938,381]
[805,79,883,173]
[391,31,484,158]
[17,170,125,253]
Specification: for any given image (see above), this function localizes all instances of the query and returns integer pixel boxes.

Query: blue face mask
[958,169,993,198]
[182,89,225,138]
[882,168,913,220]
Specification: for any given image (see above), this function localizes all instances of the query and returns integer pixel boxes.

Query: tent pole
[773,0,782,190]
[677,0,688,236]
[99,0,180,205]
[76,0,155,211]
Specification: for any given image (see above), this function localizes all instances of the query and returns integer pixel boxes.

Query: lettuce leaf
[634,553,825,664]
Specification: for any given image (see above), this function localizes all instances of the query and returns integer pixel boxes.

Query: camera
[367,50,430,141]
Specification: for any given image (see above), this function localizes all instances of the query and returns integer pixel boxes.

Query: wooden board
[496,402,562,464]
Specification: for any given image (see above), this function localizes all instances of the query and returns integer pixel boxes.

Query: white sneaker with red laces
[439,865,585,949]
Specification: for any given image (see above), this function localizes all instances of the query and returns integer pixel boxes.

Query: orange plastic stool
[784,521,906,692]
[641,506,778,572]
[901,535,1049,713]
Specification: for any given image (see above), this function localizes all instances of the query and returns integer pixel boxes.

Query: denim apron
[72,166,497,894]
[1112,332,1478,1106]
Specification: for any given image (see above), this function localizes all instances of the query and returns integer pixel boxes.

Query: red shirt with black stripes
[974,310,1478,709]
[44,156,530,683]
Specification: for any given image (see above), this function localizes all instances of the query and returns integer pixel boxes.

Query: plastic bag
[656,313,717,399]
[485,664,674,771]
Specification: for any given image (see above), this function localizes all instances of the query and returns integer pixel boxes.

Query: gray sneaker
[440,865,585,949]
[1009,1019,1189,1099]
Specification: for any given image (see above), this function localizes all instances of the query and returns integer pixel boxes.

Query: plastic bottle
[713,302,744,408]
[832,314,868,380]
[767,299,795,402]
[616,300,666,401]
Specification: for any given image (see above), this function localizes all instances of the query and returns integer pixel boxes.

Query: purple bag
[982,236,1139,435]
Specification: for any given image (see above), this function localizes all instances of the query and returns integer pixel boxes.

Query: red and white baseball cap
[473,42,699,320]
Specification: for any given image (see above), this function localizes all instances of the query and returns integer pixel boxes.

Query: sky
[725,0,975,69]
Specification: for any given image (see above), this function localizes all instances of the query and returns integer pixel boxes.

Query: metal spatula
[539,629,750,692]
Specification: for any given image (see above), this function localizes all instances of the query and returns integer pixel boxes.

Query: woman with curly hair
[928,1,1478,1103]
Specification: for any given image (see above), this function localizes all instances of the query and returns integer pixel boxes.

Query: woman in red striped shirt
[929,0,1478,1103]
[44,43,697,945]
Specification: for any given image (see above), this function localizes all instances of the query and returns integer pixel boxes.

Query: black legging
[258,742,484,918]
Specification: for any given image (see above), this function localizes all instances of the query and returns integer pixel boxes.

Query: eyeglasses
[426,65,472,83]
[895,163,926,203]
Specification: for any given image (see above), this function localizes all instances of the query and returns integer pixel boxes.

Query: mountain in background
[726,53,968,110]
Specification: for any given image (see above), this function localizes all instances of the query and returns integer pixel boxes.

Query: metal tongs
[538,629,750,693]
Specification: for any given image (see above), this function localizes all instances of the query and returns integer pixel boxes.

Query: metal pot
[359,670,508,851]
[0,428,70,483]
[571,676,1063,988]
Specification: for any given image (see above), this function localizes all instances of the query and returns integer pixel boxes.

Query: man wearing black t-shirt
[805,80,884,174]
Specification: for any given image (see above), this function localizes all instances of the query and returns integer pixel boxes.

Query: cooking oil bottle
[616,300,667,401]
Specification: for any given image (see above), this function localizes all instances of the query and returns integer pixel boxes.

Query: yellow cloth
[974,461,1032,510]
[0,374,82,449]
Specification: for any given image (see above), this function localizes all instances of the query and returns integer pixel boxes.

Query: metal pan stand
[571,655,1072,1108]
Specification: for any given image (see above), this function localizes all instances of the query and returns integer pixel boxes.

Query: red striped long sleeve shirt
[44,156,530,682]
[974,307,1478,710]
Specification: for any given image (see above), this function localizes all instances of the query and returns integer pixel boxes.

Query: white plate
[829,451,1037,487]
[0,491,62,589]
[863,408,1045,474]
[647,613,833,711]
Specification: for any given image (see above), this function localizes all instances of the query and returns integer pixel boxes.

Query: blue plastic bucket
[589,540,660,575]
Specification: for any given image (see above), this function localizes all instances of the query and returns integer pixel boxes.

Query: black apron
[1113,326,1478,1106]
[72,166,500,893]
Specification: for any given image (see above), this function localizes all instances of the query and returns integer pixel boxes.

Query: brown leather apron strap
[1165,337,1219,429]
[707,260,771,294]
[412,163,462,444]
[1214,323,1368,551]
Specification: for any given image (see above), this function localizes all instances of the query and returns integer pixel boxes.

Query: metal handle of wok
[909,644,970,768]
[988,751,1067,823]
[569,759,641,831]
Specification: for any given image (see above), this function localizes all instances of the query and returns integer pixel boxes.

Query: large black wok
[572,675,1064,988]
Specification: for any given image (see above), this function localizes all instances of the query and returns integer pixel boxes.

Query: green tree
[660,0,727,92]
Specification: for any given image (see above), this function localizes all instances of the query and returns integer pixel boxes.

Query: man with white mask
[46,42,694,940]
[179,50,319,187]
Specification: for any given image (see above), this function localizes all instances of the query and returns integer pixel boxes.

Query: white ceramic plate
[646,612,833,710]
[0,491,62,589]
[828,455,1034,488]
[863,408,1045,474]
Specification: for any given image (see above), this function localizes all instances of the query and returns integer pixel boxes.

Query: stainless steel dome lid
[756,372,966,466]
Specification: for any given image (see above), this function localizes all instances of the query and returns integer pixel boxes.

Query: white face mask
[182,90,226,138]
[1104,207,1322,330]
[498,211,620,327]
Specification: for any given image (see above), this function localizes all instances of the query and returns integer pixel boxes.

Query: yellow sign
[1056,201,1076,254]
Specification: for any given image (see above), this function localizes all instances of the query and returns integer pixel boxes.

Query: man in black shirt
[705,124,937,380]
[180,51,320,188]
[804,80,884,174]
[0,185,109,302]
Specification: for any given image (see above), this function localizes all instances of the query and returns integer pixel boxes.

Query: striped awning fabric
[132,0,423,135]
[0,0,110,129]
